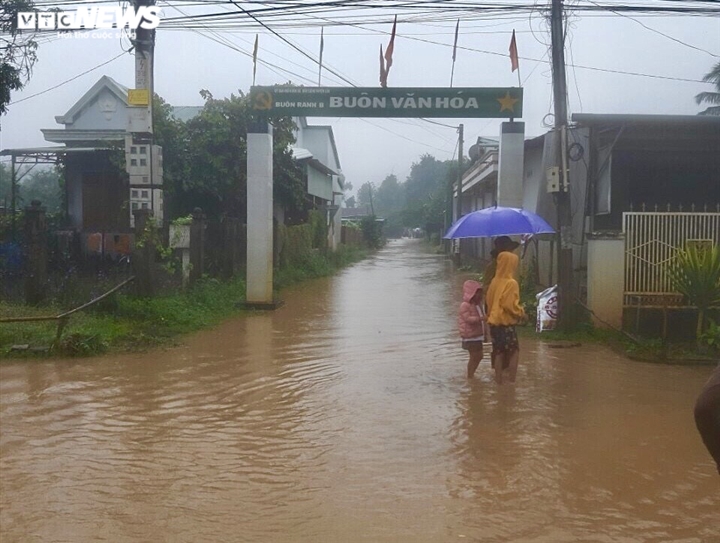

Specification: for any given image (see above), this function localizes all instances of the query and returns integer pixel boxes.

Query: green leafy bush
[668,244,720,346]
[360,215,383,249]
[55,333,108,356]
[699,319,720,351]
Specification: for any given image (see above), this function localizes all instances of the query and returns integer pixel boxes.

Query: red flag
[384,15,397,71]
[380,44,387,88]
[509,29,519,72]
[452,19,459,62]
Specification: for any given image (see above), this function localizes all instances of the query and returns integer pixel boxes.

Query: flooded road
[1,239,718,542]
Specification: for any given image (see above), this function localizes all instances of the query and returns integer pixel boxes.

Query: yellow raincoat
[486,252,526,326]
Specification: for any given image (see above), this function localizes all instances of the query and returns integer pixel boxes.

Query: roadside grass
[0,245,369,359]
[275,245,368,289]
[523,322,718,365]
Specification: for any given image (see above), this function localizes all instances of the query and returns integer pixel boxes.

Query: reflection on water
[1,239,718,542]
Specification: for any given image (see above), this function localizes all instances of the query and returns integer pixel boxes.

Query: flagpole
[517,65,522,88]
[318,27,324,86]
[450,19,459,88]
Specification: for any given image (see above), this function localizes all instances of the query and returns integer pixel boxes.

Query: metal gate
[622,212,720,307]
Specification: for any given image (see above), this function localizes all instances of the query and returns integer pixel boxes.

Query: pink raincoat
[458,280,486,340]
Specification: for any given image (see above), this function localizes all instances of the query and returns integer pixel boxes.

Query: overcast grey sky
[1,1,718,193]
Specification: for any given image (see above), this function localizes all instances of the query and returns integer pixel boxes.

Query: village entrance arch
[245,86,523,307]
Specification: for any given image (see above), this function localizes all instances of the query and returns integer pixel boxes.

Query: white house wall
[522,143,544,215]
[65,88,128,131]
[307,165,333,201]
[303,126,337,171]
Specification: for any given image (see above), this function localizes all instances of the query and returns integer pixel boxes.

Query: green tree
[152,94,190,219]
[368,174,403,237]
[375,174,404,216]
[154,89,304,220]
[402,154,452,231]
[0,164,60,212]
[0,163,10,203]
[357,182,375,213]
[668,244,720,348]
[695,61,720,116]
[19,167,62,212]
[360,215,383,249]
[1,0,38,114]
[404,154,448,203]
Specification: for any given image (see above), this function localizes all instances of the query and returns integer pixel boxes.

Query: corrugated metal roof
[291,146,313,160]
[0,146,110,156]
[572,113,720,127]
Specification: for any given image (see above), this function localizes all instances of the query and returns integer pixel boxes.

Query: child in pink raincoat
[457,280,487,378]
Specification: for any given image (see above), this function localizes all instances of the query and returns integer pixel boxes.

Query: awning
[290,146,339,176]
[1,146,112,164]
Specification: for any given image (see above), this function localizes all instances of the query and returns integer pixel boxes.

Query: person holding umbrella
[482,236,521,372]
[486,251,527,385]
[482,236,521,291]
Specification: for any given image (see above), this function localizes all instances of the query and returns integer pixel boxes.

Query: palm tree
[668,245,720,349]
[695,61,720,116]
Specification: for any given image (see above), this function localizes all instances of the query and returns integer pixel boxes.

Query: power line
[193,4,710,84]
[226,0,358,86]
[9,51,128,105]
[165,1,350,86]
[584,0,720,57]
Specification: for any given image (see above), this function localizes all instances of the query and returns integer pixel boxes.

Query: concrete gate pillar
[246,121,278,308]
[497,121,525,208]
[587,232,625,329]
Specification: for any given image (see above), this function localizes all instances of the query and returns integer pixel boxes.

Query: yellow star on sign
[497,92,519,113]
[253,91,273,110]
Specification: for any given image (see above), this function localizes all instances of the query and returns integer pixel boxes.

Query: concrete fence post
[24,200,48,305]
[587,232,625,329]
[190,207,205,286]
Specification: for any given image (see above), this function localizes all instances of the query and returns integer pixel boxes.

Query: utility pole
[550,0,574,330]
[132,0,154,134]
[455,123,464,221]
[129,0,157,226]
[10,154,16,241]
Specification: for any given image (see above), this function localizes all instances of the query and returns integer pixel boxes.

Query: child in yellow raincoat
[485,252,526,384]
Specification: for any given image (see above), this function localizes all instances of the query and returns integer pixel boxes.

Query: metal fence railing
[623,212,720,308]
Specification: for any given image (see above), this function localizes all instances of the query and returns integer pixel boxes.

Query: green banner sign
[250,86,522,119]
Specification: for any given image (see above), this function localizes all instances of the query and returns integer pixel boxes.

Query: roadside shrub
[360,215,383,249]
[668,244,720,347]
[54,333,108,356]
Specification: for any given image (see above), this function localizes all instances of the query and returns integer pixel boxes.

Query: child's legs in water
[494,353,506,383]
[467,347,483,378]
[506,349,520,383]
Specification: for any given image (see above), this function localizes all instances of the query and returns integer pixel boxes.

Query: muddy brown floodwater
[1,239,718,542]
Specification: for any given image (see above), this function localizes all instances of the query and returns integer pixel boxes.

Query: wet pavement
[1,239,718,542]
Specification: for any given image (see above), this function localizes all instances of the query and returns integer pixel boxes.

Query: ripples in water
[1,240,719,542]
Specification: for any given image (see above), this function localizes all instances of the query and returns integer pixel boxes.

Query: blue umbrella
[443,206,556,239]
